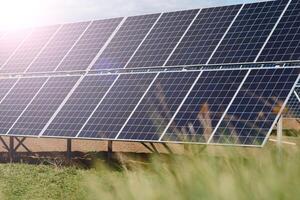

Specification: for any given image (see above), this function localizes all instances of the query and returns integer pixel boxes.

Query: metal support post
[67,139,72,160]
[277,115,283,148]
[9,137,15,163]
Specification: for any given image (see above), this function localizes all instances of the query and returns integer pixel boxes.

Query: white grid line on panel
[158,71,203,141]
[261,74,300,147]
[0,78,20,105]
[123,13,163,69]
[52,21,94,72]
[6,77,51,135]
[162,9,202,67]
[207,69,251,143]
[114,73,160,140]
[0,30,34,70]
[86,17,127,71]
[254,0,293,62]
[206,4,245,65]
[75,74,121,138]
[294,90,300,103]
[38,75,84,137]
[24,25,64,73]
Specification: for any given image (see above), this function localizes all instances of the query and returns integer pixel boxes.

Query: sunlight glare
[0,0,46,30]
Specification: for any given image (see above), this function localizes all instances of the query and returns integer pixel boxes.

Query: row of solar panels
[0,0,299,74]
[0,67,298,147]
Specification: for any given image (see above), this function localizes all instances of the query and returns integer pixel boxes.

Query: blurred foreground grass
[0,144,300,200]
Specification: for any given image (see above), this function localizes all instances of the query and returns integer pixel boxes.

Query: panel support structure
[262,74,300,147]
[67,139,72,160]
[277,115,283,148]
[294,90,300,103]
[107,140,113,160]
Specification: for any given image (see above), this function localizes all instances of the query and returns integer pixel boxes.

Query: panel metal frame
[23,25,64,73]
[37,75,84,136]
[6,77,51,135]
[158,71,203,141]
[0,29,34,69]
[84,17,127,72]
[207,69,251,143]
[294,90,300,103]
[162,9,202,66]
[261,74,300,146]
[123,13,163,69]
[206,4,245,65]
[114,73,160,139]
[75,74,121,138]
[254,0,293,62]
[52,21,94,72]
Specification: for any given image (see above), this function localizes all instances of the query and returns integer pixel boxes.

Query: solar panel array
[0,0,299,147]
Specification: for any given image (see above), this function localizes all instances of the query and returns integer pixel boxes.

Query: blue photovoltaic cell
[0,78,19,100]
[42,74,118,137]
[258,0,300,62]
[166,5,241,66]
[78,73,157,139]
[117,71,200,141]
[0,29,31,67]
[209,0,289,64]
[56,18,122,72]
[26,22,90,73]
[0,77,47,135]
[92,14,160,70]
[126,9,199,69]
[0,25,60,73]
[8,76,80,136]
[212,68,300,146]
[284,87,300,118]
[162,70,248,143]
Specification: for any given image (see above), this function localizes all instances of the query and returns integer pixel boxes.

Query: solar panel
[7,76,80,136]
[125,9,199,69]
[92,14,160,70]
[77,73,157,139]
[26,22,90,73]
[211,68,300,146]
[0,77,47,135]
[161,70,248,143]
[117,71,200,141]
[165,5,241,66]
[209,0,289,64]
[55,18,123,72]
[42,74,118,137]
[258,0,300,62]
[0,78,19,101]
[0,29,31,67]
[0,25,60,73]
[284,87,300,118]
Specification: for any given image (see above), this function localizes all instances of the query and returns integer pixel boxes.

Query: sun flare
[0,0,46,30]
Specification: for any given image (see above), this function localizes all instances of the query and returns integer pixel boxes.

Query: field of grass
[0,144,299,200]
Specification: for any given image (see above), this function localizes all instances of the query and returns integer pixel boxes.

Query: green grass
[0,145,300,200]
